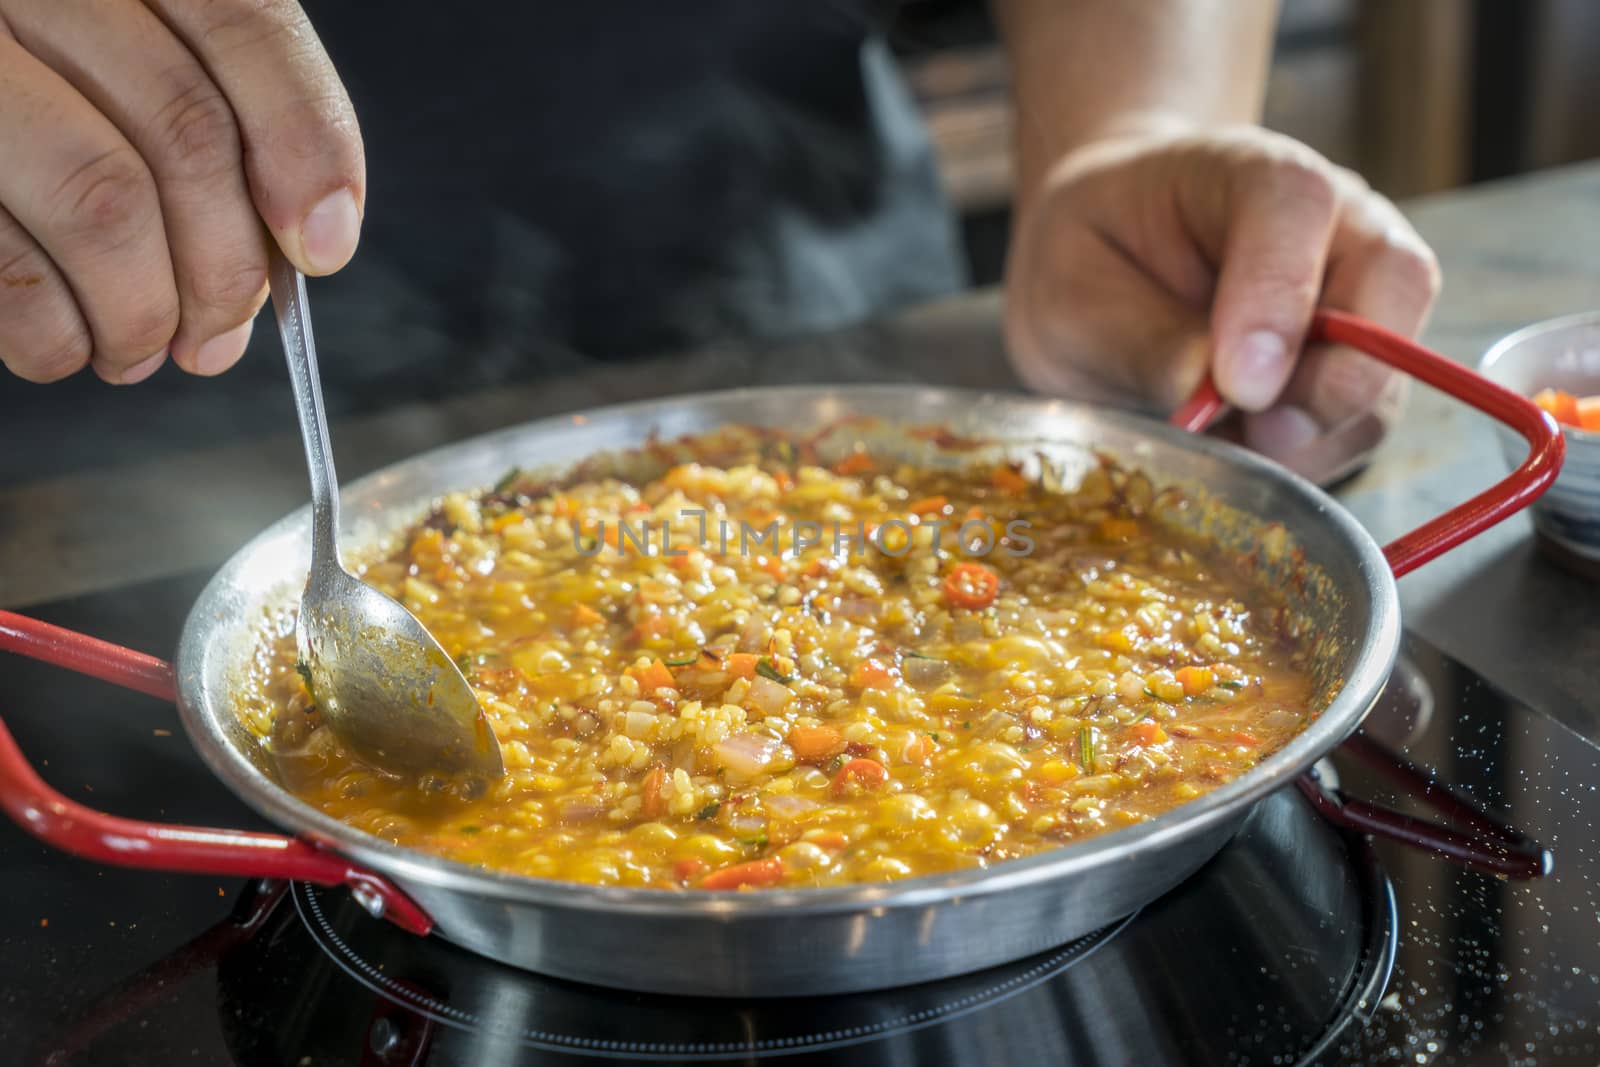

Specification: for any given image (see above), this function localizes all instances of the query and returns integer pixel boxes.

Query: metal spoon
[268,250,504,783]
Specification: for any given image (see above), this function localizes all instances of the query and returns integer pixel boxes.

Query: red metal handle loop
[0,612,433,935]
[1170,309,1566,577]
[0,610,176,702]
[0,712,432,934]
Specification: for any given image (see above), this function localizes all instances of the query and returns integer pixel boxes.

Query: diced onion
[714,732,780,778]
[747,675,794,715]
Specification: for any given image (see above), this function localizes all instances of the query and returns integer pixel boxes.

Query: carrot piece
[774,470,796,493]
[908,495,949,516]
[904,733,937,765]
[723,653,760,679]
[628,659,676,693]
[1230,731,1260,746]
[991,465,1030,493]
[830,758,890,798]
[1126,720,1169,747]
[788,725,847,763]
[1534,388,1581,427]
[1175,666,1215,697]
[757,556,787,581]
[848,658,897,690]
[701,856,787,890]
[1578,395,1600,432]
[571,603,606,627]
[807,831,849,851]
[942,562,1000,609]
[801,558,829,579]
[833,450,874,476]
[673,857,707,882]
[641,765,667,819]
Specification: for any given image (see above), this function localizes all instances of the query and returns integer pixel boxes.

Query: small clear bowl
[1479,311,1600,572]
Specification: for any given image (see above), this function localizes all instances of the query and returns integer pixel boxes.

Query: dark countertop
[2,162,1597,735]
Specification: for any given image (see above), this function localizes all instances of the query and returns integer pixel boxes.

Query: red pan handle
[1169,309,1565,577]
[1171,309,1557,877]
[0,613,432,936]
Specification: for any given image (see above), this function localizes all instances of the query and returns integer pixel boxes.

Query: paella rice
[241,426,1320,890]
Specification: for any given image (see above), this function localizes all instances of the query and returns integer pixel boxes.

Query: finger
[1244,186,1439,483]
[1006,197,1210,412]
[0,34,178,382]
[147,0,365,276]
[6,0,269,375]
[1207,154,1340,412]
[0,202,98,382]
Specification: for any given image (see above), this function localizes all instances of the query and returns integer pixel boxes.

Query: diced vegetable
[714,732,782,778]
[1079,725,1097,774]
[1126,721,1168,747]
[701,856,787,890]
[641,766,667,819]
[1175,666,1215,697]
[1534,388,1581,426]
[788,725,847,763]
[849,658,897,690]
[571,603,607,628]
[627,659,676,693]
[909,495,949,515]
[1581,395,1600,432]
[723,653,760,679]
[754,658,793,684]
[830,758,889,798]
[746,674,795,715]
[833,450,874,476]
[673,857,708,882]
[942,562,1000,609]
[991,464,1030,493]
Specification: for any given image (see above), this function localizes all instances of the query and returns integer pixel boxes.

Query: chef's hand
[1005,121,1440,485]
[0,0,361,385]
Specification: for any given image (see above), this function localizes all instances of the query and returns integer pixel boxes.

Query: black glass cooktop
[3,573,1599,1066]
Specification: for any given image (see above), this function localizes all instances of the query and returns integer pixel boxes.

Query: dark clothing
[303,2,965,381]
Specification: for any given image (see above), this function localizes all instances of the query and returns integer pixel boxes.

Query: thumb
[1208,162,1340,412]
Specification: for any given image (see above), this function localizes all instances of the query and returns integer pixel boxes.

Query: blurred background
[894,0,1600,283]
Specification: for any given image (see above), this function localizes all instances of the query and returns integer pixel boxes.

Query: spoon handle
[267,249,342,570]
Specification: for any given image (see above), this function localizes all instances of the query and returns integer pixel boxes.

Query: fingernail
[1222,330,1291,411]
[1245,405,1322,458]
[300,188,361,274]
[193,318,255,376]
[119,350,167,385]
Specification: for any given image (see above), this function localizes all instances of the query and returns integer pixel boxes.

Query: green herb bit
[903,650,943,661]
[1143,685,1173,703]
[740,832,770,852]
[491,466,524,494]
[962,720,973,730]
[1080,725,1097,775]
[293,660,313,687]
[665,652,702,668]
[1217,680,1246,690]
[459,826,482,835]
[695,801,722,821]
[755,658,793,684]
